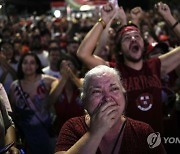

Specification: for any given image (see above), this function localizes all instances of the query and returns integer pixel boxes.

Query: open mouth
[130,44,140,53]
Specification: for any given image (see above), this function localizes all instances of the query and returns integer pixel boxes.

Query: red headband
[117,25,140,41]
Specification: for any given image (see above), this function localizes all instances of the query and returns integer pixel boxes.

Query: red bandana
[117,25,140,41]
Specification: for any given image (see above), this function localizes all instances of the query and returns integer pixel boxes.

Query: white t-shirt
[43,66,62,79]
[37,50,49,68]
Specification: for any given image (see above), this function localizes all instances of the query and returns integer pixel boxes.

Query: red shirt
[54,87,84,134]
[110,58,163,133]
[55,116,166,154]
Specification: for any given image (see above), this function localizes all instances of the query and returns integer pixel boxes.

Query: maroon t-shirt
[110,57,163,133]
[54,87,84,135]
[55,116,166,154]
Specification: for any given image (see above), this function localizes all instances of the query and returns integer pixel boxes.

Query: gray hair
[81,65,126,103]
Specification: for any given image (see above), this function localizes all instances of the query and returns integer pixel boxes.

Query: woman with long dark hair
[10,52,57,154]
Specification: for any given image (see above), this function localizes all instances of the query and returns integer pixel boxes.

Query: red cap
[158,34,169,41]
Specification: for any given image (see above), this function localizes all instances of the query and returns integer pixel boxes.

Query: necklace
[111,118,127,154]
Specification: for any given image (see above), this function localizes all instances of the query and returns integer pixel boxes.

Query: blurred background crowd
[0,0,179,153]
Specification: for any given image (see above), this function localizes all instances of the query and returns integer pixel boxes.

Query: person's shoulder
[10,80,18,88]
[62,116,86,130]
[127,117,150,126]
[65,116,85,125]
[42,74,57,82]
[127,117,153,131]
[143,57,161,73]
[144,57,160,64]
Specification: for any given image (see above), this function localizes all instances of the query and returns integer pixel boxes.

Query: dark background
[118,0,180,10]
[2,0,180,15]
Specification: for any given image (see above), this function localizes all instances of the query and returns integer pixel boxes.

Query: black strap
[111,119,127,154]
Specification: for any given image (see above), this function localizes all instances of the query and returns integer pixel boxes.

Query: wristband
[98,18,106,29]
[171,20,179,29]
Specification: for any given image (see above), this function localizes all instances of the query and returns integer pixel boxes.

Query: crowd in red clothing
[0,1,179,153]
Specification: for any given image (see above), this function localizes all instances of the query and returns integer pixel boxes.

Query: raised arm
[94,6,127,56]
[48,68,68,106]
[77,3,116,69]
[155,2,180,40]
[67,67,83,89]
[130,7,144,27]
[160,46,180,76]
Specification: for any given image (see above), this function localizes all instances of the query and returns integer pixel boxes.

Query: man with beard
[77,2,180,134]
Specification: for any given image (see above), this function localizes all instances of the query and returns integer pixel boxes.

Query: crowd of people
[0,1,179,154]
